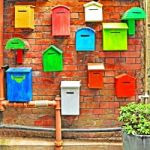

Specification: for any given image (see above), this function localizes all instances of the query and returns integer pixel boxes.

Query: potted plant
[118,102,150,150]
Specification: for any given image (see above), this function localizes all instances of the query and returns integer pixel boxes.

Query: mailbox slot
[15,5,35,29]
[76,27,95,51]
[6,67,32,102]
[52,6,70,36]
[61,81,81,115]
[84,1,103,22]
[103,23,128,51]
[88,63,105,89]
[115,73,136,97]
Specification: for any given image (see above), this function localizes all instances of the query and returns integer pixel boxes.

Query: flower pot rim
[122,131,150,138]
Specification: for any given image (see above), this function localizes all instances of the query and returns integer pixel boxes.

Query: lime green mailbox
[121,7,146,36]
[42,45,63,72]
[103,23,128,51]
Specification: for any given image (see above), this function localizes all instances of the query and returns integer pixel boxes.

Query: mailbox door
[15,5,34,29]
[61,88,79,115]
[76,28,95,51]
[6,69,32,102]
[52,6,70,36]
[85,6,102,22]
[88,71,103,88]
[103,29,127,51]
[43,52,63,72]
[116,80,136,97]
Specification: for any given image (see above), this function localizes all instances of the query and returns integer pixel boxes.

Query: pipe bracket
[55,140,63,147]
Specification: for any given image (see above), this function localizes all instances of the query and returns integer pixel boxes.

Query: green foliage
[119,103,150,135]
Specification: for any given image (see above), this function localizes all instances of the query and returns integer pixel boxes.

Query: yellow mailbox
[15,5,35,29]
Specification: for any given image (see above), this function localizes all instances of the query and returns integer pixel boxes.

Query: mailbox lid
[5,38,29,50]
[52,5,70,36]
[42,45,63,72]
[6,67,32,102]
[121,7,146,20]
[103,23,128,29]
[88,63,105,70]
[15,5,35,29]
[76,27,95,51]
[61,81,81,89]
[6,67,32,73]
[115,73,136,82]
[103,23,128,51]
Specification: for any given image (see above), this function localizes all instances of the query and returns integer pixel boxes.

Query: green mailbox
[121,7,146,36]
[103,23,128,51]
[5,37,29,64]
[42,45,63,72]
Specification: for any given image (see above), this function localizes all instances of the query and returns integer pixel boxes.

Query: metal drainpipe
[0,0,4,101]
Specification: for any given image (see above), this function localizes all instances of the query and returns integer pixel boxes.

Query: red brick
[71,13,79,19]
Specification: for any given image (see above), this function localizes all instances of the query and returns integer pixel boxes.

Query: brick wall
[3,0,144,135]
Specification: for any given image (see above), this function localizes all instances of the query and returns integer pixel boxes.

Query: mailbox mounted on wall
[61,81,81,115]
[84,1,103,22]
[115,73,136,97]
[15,5,35,29]
[52,6,70,36]
[42,45,63,72]
[88,63,105,89]
[6,67,32,102]
[76,27,95,51]
[103,23,128,51]
[5,38,29,64]
[121,7,146,36]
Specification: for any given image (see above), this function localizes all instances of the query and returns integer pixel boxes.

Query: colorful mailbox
[115,73,136,97]
[6,67,32,102]
[84,1,103,22]
[61,81,81,115]
[5,38,29,64]
[52,6,70,36]
[15,5,35,29]
[103,23,128,51]
[76,27,95,51]
[121,7,146,36]
[88,63,105,89]
[42,45,63,72]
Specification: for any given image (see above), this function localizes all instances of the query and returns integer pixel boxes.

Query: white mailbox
[61,81,81,115]
[84,1,103,22]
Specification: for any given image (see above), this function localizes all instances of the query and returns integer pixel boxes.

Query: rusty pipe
[0,96,63,149]
[0,0,4,101]
[55,95,63,150]
[0,100,57,110]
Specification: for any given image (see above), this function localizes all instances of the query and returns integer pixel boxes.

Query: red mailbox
[115,73,136,97]
[88,63,105,89]
[52,5,70,36]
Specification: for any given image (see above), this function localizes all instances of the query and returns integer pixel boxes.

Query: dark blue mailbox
[76,27,95,51]
[6,67,32,102]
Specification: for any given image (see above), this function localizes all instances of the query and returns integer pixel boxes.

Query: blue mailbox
[76,27,95,51]
[6,67,32,102]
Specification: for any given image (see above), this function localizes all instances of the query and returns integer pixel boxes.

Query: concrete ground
[0,137,123,150]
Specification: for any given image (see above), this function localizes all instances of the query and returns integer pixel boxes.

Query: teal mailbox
[76,27,95,51]
[42,45,63,72]
[121,7,146,36]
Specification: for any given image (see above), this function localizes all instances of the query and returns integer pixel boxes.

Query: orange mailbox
[52,5,70,36]
[115,73,136,97]
[88,63,105,89]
